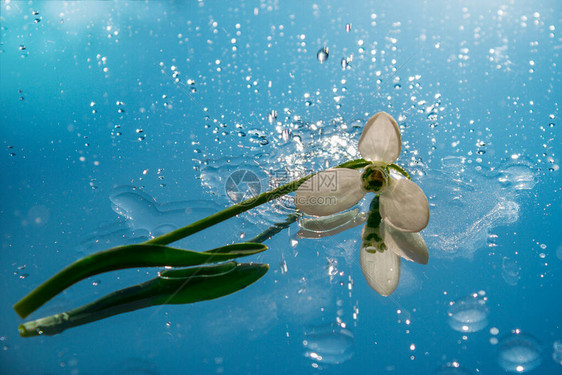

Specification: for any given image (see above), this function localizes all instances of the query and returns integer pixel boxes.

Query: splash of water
[423,156,537,259]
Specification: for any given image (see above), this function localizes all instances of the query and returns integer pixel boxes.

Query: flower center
[361,164,389,193]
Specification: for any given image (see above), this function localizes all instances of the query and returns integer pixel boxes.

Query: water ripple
[423,156,537,259]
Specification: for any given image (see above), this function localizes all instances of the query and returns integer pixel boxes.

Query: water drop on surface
[502,257,521,286]
[279,260,288,274]
[553,340,562,365]
[345,23,352,32]
[268,110,277,124]
[497,333,543,372]
[303,323,354,365]
[447,293,489,333]
[317,47,329,64]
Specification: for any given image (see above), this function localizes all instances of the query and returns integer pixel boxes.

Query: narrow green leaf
[14,242,266,319]
[18,262,268,337]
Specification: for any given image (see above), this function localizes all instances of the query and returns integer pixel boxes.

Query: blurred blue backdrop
[1,1,560,374]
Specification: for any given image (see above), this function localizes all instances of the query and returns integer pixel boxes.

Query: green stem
[14,158,368,320]
[389,163,411,180]
[248,214,298,244]
[146,158,369,246]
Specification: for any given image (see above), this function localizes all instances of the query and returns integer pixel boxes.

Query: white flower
[294,111,430,296]
[294,112,429,232]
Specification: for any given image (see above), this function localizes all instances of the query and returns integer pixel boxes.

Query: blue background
[1,0,560,374]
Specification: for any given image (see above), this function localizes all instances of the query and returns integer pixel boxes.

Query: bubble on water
[502,257,521,286]
[108,185,222,238]
[497,332,543,372]
[424,156,537,259]
[447,293,489,333]
[27,205,50,227]
[498,162,537,190]
[317,47,329,64]
[303,322,354,365]
[553,340,562,365]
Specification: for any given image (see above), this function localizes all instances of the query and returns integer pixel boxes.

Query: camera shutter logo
[225,169,262,203]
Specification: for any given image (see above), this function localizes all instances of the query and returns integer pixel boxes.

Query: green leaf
[18,261,268,337]
[14,242,266,319]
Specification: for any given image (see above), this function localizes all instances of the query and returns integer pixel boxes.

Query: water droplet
[290,233,299,248]
[341,58,349,70]
[553,340,562,365]
[19,45,26,51]
[317,47,329,64]
[502,257,521,286]
[303,323,354,365]
[497,333,543,372]
[345,23,352,32]
[268,110,277,124]
[279,260,288,274]
[447,293,489,332]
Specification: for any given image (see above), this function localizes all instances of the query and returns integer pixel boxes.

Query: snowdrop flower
[294,112,429,233]
[294,111,430,296]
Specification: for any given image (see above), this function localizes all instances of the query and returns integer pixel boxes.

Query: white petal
[297,210,366,239]
[294,168,365,216]
[358,112,401,164]
[381,221,429,264]
[380,178,430,232]
[360,246,401,296]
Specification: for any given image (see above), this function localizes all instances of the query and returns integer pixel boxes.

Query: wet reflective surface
[1,0,560,374]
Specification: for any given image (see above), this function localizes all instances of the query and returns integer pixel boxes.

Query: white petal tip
[358,112,401,164]
[382,222,429,264]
